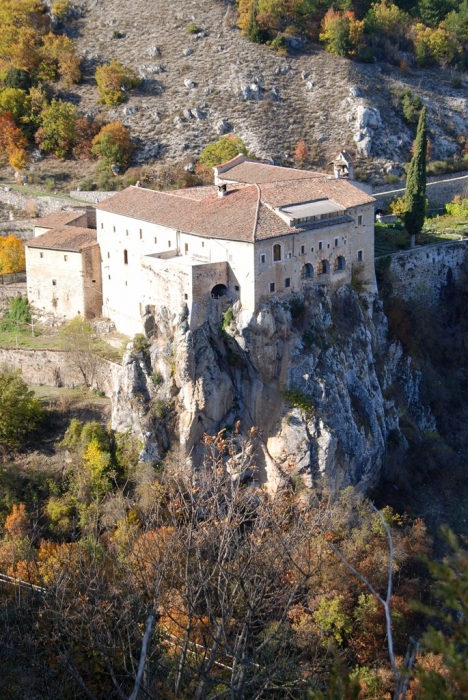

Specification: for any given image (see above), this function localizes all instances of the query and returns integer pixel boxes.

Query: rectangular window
[139,229,142,239]
[269,282,275,293]
[202,242,205,247]
[285,278,291,288]
[184,243,188,254]
[126,229,129,236]
[124,250,128,265]
[235,285,240,291]
[168,241,171,248]
[184,293,188,300]
[40,252,43,258]
[287,252,292,259]
[101,223,103,229]
[154,237,157,244]
[357,250,363,261]
[358,215,362,225]
[300,245,305,255]
[327,243,330,248]
[260,253,266,264]
[334,238,339,247]
[318,241,323,251]
[311,247,314,252]
[52,279,56,286]
[113,226,116,233]
[107,252,110,258]
[64,255,67,261]
[108,275,111,280]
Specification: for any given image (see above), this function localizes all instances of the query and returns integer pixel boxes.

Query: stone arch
[333,255,346,272]
[317,260,330,275]
[273,243,282,262]
[301,263,314,279]
[211,283,228,298]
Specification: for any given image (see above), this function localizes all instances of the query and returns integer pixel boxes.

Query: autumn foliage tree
[91,121,135,171]
[95,60,140,106]
[0,235,26,279]
[295,138,309,164]
[0,112,28,171]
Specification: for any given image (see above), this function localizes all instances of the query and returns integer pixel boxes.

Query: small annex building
[26,210,102,320]
[96,155,375,336]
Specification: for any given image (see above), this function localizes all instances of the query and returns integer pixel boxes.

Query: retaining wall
[373,172,468,211]
[0,347,121,395]
[384,240,468,303]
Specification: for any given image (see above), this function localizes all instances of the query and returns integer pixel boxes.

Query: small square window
[285,278,291,288]
[300,245,305,255]
[52,279,56,286]
[260,253,266,264]
[319,241,323,251]
[40,252,43,258]
[357,250,363,262]
[269,282,275,293]
[235,285,240,291]
[92,280,96,283]
[64,255,67,261]
[358,215,362,225]
[334,238,338,247]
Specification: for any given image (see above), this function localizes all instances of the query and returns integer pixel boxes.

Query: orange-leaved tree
[0,234,26,279]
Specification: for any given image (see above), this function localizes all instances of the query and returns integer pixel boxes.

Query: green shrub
[153,399,168,419]
[270,33,287,53]
[95,60,141,106]
[401,88,422,124]
[284,387,313,412]
[112,30,124,39]
[151,371,163,387]
[199,135,248,167]
[1,296,31,331]
[221,307,234,331]
[133,333,149,354]
[186,22,200,33]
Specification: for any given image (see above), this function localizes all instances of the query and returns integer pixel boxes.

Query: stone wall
[69,191,118,203]
[385,240,468,303]
[373,172,468,211]
[0,189,92,217]
[0,347,120,395]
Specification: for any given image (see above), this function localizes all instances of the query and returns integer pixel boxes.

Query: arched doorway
[333,256,346,272]
[301,263,313,279]
[317,260,330,275]
[211,284,228,298]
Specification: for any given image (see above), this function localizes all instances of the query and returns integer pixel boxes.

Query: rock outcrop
[111,285,434,493]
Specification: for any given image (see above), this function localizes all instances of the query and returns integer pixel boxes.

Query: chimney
[218,184,227,197]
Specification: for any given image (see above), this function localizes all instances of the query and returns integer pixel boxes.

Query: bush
[91,122,135,172]
[35,99,78,158]
[0,369,45,452]
[199,135,249,167]
[401,88,422,125]
[221,307,234,331]
[151,371,163,387]
[133,333,149,354]
[95,60,141,106]
[1,296,31,331]
[186,22,200,33]
[284,387,313,412]
[153,399,168,419]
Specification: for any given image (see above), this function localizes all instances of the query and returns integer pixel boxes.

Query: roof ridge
[253,184,261,241]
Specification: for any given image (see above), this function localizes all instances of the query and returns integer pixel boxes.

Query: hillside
[59,0,467,176]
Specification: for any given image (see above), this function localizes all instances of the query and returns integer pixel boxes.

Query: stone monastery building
[26,155,376,336]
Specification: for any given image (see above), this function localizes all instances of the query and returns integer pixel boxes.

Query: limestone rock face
[111,287,434,493]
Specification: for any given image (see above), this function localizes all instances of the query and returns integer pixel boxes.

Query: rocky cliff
[111,284,435,492]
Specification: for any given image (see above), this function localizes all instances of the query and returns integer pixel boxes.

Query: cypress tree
[247,2,262,43]
[404,106,427,248]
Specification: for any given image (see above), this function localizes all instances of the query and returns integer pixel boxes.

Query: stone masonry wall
[386,240,468,303]
[373,172,468,211]
[0,347,120,395]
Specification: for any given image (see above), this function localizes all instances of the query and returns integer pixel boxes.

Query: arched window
[333,256,346,272]
[211,284,228,298]
[273,244,282,262]
[317,260,330,275]
[301,263,313,279]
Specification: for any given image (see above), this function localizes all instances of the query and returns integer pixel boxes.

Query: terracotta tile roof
[97,185,260,242]
[26,227,97,252]
[96,171,374,244]
[218,160,325,184]
[33,211,87,228]
[259,178,375,210]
